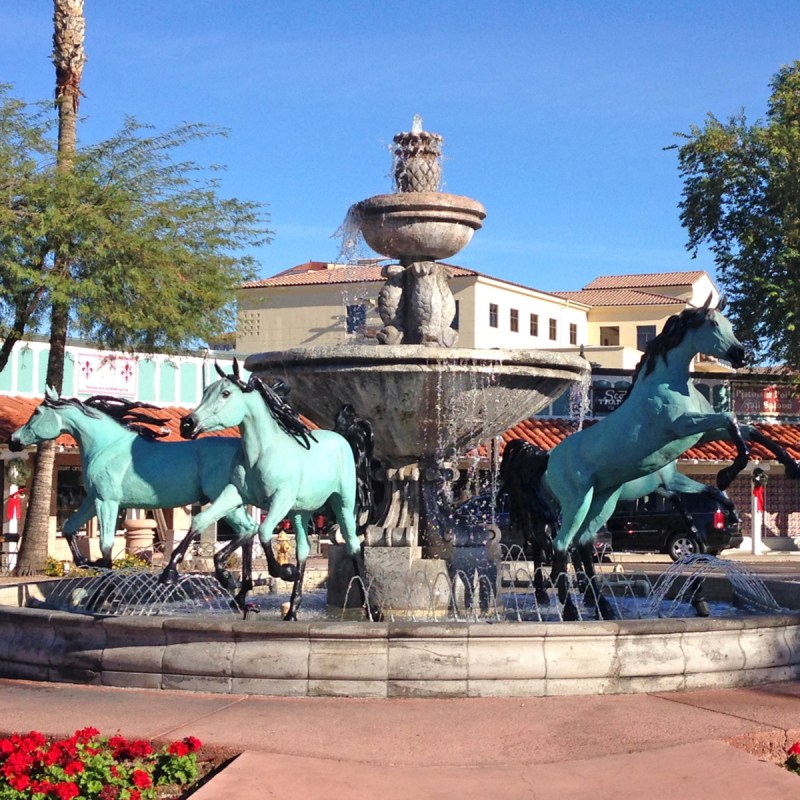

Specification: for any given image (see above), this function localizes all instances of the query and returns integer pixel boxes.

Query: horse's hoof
[273,564,299,582]
[596,597,616,620]
[535,588,550,605]
[693,598,710,618]
[159,567,180,586]
[561,601,580,622]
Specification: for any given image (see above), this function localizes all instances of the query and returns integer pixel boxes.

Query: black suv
[603,490,743,561]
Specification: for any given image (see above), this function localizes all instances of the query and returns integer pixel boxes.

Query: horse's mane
[223,371,318,449]
[43,394,170,440]
[627,303,716,391]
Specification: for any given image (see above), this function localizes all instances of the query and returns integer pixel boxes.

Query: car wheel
[666,534,700,561]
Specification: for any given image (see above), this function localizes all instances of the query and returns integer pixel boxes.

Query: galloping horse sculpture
[518,296,782,619]
[8,387,257,573]
[162,360,373,620]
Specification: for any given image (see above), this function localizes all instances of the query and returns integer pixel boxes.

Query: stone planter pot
[123,519,157,555]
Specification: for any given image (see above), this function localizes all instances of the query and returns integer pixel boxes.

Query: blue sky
[1,1,798,292]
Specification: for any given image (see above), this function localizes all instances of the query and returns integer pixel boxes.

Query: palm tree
[15,0,85,574]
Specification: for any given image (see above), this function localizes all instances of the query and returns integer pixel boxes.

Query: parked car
[603,490,743,560]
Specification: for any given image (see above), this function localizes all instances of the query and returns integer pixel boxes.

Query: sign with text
[592,384,629,415]
[732,383,800,418]
[74,350,137,398]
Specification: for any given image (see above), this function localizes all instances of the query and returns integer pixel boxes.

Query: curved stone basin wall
[2,579,800,698]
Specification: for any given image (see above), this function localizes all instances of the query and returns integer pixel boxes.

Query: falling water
[569,371,592,430]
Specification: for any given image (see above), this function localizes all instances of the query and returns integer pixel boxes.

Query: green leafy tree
[2,9,270,574]
[674,60,800,367]
[0,87,55,372]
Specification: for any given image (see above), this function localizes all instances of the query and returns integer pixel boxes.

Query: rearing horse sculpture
[528,296,755,618]
[161,360,373,620]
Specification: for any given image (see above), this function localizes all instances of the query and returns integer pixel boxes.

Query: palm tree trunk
[14,0,84,576]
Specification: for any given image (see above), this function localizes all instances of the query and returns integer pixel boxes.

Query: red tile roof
[242,261,478,289]
[553,289,683,307]
[583,271,707,290]
[0,396,239,448]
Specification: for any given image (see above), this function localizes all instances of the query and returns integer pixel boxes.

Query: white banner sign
[74,350,138,397]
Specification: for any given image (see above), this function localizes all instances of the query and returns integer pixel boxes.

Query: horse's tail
[334,404,375,523]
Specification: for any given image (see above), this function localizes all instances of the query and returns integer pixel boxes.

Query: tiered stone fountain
[245,118,589,613]
[3,120,800,699]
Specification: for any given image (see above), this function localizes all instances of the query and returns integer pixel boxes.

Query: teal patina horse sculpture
[523,296,758,619]
[161,360,373,620]
[8,387,257,575]
[502,444,736,615]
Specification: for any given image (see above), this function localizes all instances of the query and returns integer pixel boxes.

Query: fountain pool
[2,555,800,697]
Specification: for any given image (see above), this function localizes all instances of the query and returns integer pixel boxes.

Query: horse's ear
[701,293,713,312]
[716,293,727,313]
[44,385,58,402]
[232,357,241,381]
[214,361,226,379]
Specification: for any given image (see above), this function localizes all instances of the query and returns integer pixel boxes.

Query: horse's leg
[61,496,97,567]
[329,493,376,619]
[283,512,311,621]
[238,538,254,610]
[743,426,800,479]
[255,500,299,583]
[574,490,621,620]
[213,535,249,596]
[213,508,258,608]
[531,520,552,604]
[160,484,244,584]
[696,425,800,481]
[93,499,121,569]
[670,412,750,490]
[550,488,595,621]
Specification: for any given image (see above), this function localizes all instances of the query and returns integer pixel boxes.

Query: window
[346,304,367,334]
[600,326,620,347]
[530,313,539,337]
[637,325,657,352]
[510,308,519,332]
[452,300,460,330]
[489,303,498,328]
[549,318,557,341]
[569,323,577,345]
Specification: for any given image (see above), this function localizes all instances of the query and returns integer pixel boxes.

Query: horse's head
[692,295,747,369]
[180,360,248,439]
[9,386,64,451]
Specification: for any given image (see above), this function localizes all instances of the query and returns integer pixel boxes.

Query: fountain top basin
[245,345,588,465]
[355,192,487,261]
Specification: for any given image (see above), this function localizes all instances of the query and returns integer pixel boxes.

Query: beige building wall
[470,279,589,349]
[586,304,684,350]
[237,282,384,354]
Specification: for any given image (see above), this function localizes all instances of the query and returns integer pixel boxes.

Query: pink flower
[788,741,800,756]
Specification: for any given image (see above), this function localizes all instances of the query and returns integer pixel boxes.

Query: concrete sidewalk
[3,678,800,799]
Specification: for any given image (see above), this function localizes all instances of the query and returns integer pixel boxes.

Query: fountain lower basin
[2,574,800,698]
